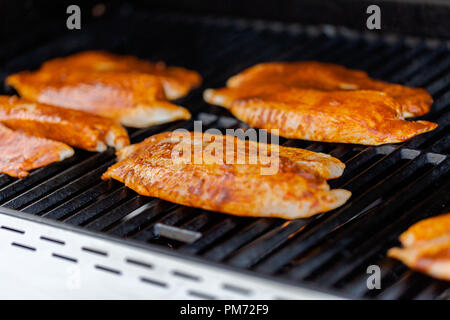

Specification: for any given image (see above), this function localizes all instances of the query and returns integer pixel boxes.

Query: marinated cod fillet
[102,132,351,219]
[7,71,191,128]
[204,87,437,145]
[0,95,129,152]
[388,213,450,281]
[39,51,202,99]
[226,61,433,117]
[0,124,74,178]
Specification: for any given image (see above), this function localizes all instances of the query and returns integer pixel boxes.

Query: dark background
[1,0,449,43]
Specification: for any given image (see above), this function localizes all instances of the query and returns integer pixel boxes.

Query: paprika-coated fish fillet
[0,95,129,152]
[226,61,433,117]
[0,124,74,178]
[39,51,202,99]
[116,131,345,179]
[102,132,351,219]
[388,213,450,281]
[7,71,191,128]
[204,86,437,145]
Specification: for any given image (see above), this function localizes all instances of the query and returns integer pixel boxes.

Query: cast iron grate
[0,10,449,299]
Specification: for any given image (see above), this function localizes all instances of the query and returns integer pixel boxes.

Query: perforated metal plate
[0,208,340,299]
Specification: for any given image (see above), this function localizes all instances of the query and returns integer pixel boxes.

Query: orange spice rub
[388,213,450,281]
[226,61,433,117]
[0,95,129,151]
[204,86,437,145]
[102,132,351,219]
[7,71,191,128]
[0,124,74,178]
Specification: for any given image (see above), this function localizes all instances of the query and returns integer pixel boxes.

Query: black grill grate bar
[203,28,287,63]
[325,181,450,296]
[342,258,406,298]
[376,271,433,300]
[226,220,309,269]
[371,259,410,297]
[0,175,13,189]
[108,119,272,246]
[22,160,116,215]
[318,38,367,64]
[294,35,351,61]
[355,41,405,73]
[338,39,386,67]
[366,245,450,299]
[328,145,363,161]
[329,147,392,188]
[409,55,450,88]
[295,36,343,60]
[273,34,319,61]
[63,186,136,226]
[4,151,115,210]
[420,126,450,153]
[340,148,413,193]
[0,153,89,204]
[372,46,437,85]
[253,152,446,275]
[203,218,280,261]
[202,36,296,88]
[27,121,191,220]
[426,73,450,97]
[371,42,427,79]
[430,133,450,154]
[131,206,198,241]
[228,33,351,81]
[199,147,389,267]
[106,200,178,237]
[286,156,448,280]
[180,218,239,255]
[432,92,450,115]
[2,32,93,73]
[196,31,446,181]
[77,117,239,234]
[85,195,150,232]
[198,29,243,56]
[42,180,118,220]
[302,175,450,287]
[413,281,450,300]
[181,212,219,233]
[404,110,449,149]
[154,141,349,262]
[390,45,448,83]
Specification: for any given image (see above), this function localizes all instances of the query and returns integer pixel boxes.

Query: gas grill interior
[0,9,449,299]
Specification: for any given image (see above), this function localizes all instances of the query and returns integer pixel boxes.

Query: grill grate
[0,10,449,299]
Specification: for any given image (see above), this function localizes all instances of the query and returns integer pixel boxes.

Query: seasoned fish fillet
[388,213,450,281]
[226,62,433,117]
[7,71,191,128]
[0,124,74,178]
[102,132,351,219]
[0,95,129,152]
[39,51,202,99]
[204,87,437,145]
